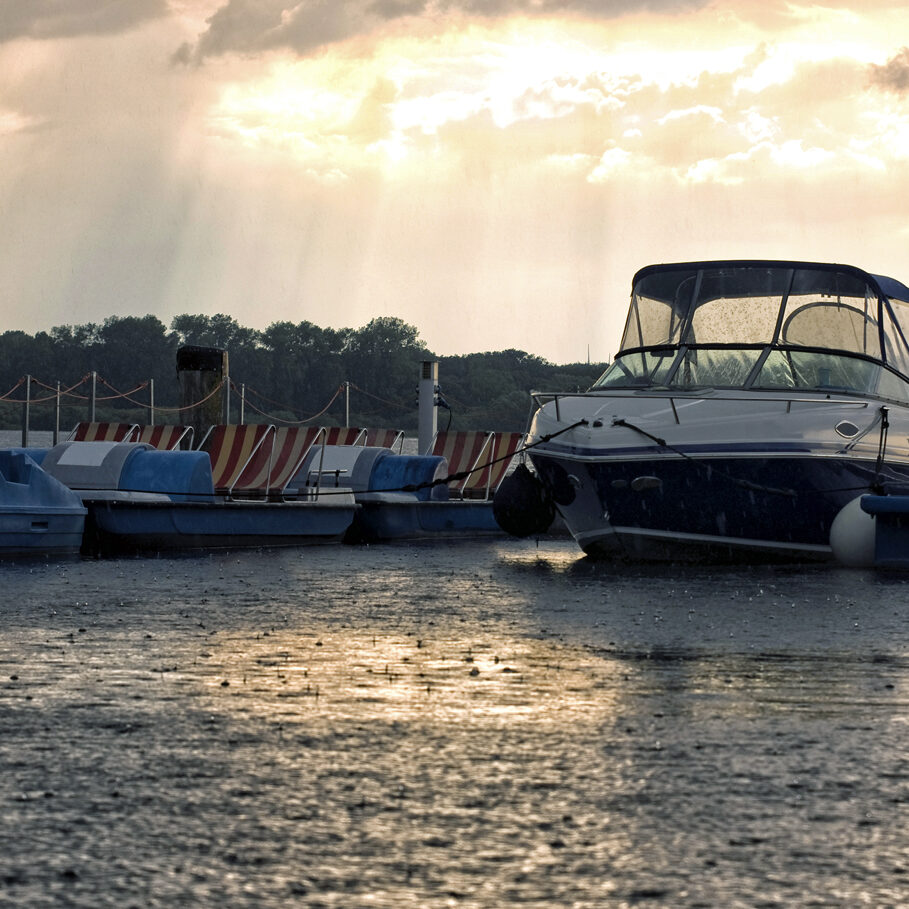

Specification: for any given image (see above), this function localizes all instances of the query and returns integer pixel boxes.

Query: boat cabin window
[671,349,762,387]
[684,269,784,345]
[884,298,909,377]
[752,350,879,393]
[619,274,695,349]
[876,369,909,402]
[594,348,677,387]
[782,302,879,354]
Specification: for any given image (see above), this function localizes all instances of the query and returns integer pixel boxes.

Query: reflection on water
[198,629,621,725]
[1,539,908,907]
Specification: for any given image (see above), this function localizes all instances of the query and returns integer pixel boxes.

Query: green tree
[171,313,260,350]
[96,315,179,402]
[259,320,345,420]
[344,317,427,410]
[48,323,102,380]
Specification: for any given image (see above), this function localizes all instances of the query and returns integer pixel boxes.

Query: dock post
[54,381,60,445]
[418,361,438,455]
[177,346,228,440]
[21,375,31,447]
[223,359,231,424]
[89,371,97,422]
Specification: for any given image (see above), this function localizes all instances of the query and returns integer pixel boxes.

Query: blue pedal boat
[40,441,357,554]
[289,444,505,542]
[0,449,86,556]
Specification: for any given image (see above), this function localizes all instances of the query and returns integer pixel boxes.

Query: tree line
[0,313,606,432]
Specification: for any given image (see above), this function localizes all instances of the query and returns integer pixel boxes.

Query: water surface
[1,539,907,907]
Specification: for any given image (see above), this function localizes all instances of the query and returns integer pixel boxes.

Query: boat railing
[295,428,360,501]
[304,469,350,490]
[530,389,875,424]
[294,428,329,501]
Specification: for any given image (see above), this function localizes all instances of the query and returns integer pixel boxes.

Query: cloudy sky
[2,1,909,364]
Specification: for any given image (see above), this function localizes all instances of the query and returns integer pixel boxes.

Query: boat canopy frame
[598,260,909,398]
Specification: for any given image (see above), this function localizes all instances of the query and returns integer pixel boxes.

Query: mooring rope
[610,410,905,499]
[611,416,796,498]
[396,419,589,494]
[873,406,890,494]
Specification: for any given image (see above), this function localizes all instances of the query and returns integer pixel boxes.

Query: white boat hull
[527,389,909,561]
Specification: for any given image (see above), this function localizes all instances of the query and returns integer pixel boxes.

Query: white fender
[829,496,876,568]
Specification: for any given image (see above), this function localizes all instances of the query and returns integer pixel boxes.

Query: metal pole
[222,353,231,425]
[148,379,155,426]
[54,381,61,445]
[240,383,245,425]
[21,375,31,447]
[345,381,350,428]
[89,371,97,422]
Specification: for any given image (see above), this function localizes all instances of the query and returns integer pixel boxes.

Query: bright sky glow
[2,1,909,364]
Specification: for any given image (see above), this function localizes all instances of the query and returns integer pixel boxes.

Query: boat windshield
[592,262,909,401]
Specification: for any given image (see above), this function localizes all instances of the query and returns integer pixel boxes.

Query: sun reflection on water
[197,628,622,728]
[494,541,587,575]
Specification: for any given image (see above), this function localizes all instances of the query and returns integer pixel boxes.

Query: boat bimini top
[594,260,909,401]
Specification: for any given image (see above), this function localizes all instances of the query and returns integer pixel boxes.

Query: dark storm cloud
[176,0,708,63]
[869,47,909,92]
[0,0,168,43]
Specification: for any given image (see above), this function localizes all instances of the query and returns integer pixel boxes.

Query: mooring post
[223,362,231,424]
[89,371,97,422]
[21,374,31,447]
[54,381,61,445]
[418,361,439,455]
[176,346,228,440]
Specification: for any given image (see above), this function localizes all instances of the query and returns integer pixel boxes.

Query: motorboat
[524,260,909,561]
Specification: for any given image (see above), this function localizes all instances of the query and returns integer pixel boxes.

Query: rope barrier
[17,390,61,405]
[236,382,308,413]
[0,377,26,401]
[1,371,392,427]
[236,381,343,425]
[30,375,90,395]
[347,382,413,412]
[241,378,410,415]
[0,374,225,413]
[147,381,228,415]
[96,377,150,405]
